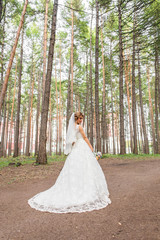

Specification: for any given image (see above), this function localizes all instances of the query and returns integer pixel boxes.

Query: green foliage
[102,153,160,159]
[0,155,66,170]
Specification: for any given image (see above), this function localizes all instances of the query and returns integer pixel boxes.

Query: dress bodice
[75,125,83,140]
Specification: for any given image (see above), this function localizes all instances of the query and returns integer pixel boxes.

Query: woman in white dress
[28,112,111,213]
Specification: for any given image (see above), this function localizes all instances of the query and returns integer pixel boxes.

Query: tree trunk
[95,0,101,151]
[110,41,116,154]
[147,66,156,153]
[157,53,160,114]
[0,0,28,114]
[132,10,138,154]
[100,16,107,154]
[23,118,26,155]
[155,48,160,153]
[35,71,41,156]
[42,0,49,101]
[49,89,52,155]
[8,56,18,156]
[29,64,35,154]
[13,27,24,157]
[37,0,58,164]
[25,58,33,156]
[0,9,6,89]
[123,52,133,152]
[70,0,74,113]
[0,96,6,157]
[137,103,143,153]
[0,0,2,23]
[4,85,11,157]
[30,115,34,154]
[59,42,62,155]
[137,43,149,154]
[89,8,93,146]
[66,53,71,131]
[55,60,59,155]
[19,114,23,155]
[118,0,125,154]
[85,52,89,137]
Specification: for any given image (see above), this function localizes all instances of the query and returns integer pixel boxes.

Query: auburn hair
[74,112,84,121]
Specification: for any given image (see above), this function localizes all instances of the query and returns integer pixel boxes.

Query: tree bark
[89,8,93,146]
[37,0,58,164]
[25,56,34,156]
[95,0,101,151]
[0,8,5,89]
[66,53,71,131]
[123,52,133,152]
[4,85,11,157]
[42,0,49,101]
[157,53,160,114]
[0,0,2,23]
[0,95,6,157]
[85,52,89,137]
[110,41,116,154]
[147,66,156,153]
[137,43,149,154]
[55,61,59,155]
[100,16,107,154]
[0,0,28,114]
[35,71,41,156]
[118,0,125,154]
[132,10,138,154]
[70,0,74,113]
[49,89,52,155]
[59,42,62,155]
[8,56,18,156]
[13,27,24,157]
[155,48,160,153]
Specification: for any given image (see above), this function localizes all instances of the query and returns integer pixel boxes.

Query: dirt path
[0,157,160,240]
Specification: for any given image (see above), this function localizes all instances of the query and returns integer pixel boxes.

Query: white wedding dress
[28,124,111,213]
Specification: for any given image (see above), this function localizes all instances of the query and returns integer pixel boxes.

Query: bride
[28,112,111,213]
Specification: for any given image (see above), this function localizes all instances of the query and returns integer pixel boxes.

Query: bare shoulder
[79,125,83,131]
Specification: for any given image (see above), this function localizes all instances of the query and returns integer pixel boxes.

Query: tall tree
[100,16,107,154]
[13,27,24,157]
[35,71,41,156]
[147,66,156,153]
[70,0,74,113]
[132,8,138,154]
[118,0,125,154]
[110,41,116,154]
[123,52,133,152]
[0,0,2,23]
[155,47,160,153]
[137,43,149,154]
[0,0,28,114]
[66,53,71,131]
[42,0,49,101]
[37,0,58,164]
[25,60,34,156]
[95,0,101,151]
[89,8,93,146]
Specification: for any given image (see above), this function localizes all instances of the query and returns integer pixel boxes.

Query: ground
[0,157,160,240]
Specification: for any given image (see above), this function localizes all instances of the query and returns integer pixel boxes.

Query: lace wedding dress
[28,124,111,213]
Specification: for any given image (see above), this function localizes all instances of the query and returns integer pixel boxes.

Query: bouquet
[93,151,102,160]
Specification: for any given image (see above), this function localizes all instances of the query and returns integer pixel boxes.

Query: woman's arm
[79,125,93,152]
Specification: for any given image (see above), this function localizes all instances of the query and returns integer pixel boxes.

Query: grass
[0,154,67,170]
[102,153,160,159]
[0,153,159,170]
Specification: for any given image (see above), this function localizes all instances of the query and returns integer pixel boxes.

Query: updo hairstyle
[74,112,84,122]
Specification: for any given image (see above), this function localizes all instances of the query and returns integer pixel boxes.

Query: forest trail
[0,157,160,240]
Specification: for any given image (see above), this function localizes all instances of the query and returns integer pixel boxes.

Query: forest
[0,0,160,164]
